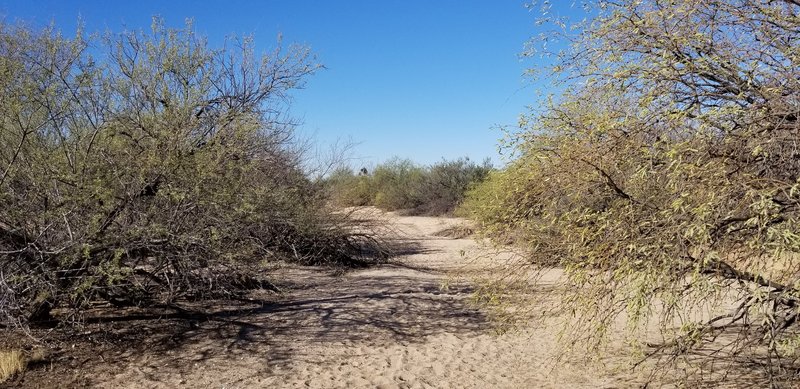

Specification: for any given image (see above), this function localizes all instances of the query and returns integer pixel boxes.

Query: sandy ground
[6,211,753,388]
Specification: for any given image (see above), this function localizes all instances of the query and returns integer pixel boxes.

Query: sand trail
[24,212,656,388]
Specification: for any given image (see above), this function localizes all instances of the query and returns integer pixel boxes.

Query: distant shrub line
[325,157,492,216]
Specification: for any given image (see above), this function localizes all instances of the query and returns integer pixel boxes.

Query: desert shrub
[326,157,492,215]
[417,157,492,215]
[459,159,557,250]
[325,166,373,207]
[370,158,427,211]
[0,20,381,328]
[467,0,800,384]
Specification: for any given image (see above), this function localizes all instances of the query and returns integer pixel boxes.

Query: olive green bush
[417,157,493,215]
[370,158,427,212]
[0,20,381,328]
[325,166,373,207]
[465,0,800,383]
[326,157,492,215]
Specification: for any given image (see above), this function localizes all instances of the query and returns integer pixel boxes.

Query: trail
[25,212,647,388]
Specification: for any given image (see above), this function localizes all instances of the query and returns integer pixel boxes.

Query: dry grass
[0,349,26,383]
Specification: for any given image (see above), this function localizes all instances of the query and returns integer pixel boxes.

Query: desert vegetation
[463,0,800,385]
[0,18,387,336]
[2,0,799,387]
[325,157,492,216]
[0,350,24,383]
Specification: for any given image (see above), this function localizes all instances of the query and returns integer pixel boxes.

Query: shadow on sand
[10,236,486,387]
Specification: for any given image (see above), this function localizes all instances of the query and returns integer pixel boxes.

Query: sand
[10,210,729,388]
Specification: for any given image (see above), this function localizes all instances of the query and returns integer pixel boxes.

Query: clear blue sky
[0,1,571,166]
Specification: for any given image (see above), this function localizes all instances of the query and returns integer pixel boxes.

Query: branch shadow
[632,326,800,388]
[29,257,485,387]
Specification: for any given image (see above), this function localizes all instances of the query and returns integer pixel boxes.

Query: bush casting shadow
[4,262,485,387]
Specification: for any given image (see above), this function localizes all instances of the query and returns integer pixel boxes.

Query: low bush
[0,20,382,329]
[370,158,427,211]
[325,167,373,207]
[420,157,493,215]
[458,160,554,249]
[465,0,800,384]
[326,157,492,215]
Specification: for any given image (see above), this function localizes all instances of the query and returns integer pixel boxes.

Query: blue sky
[0,1,572,167]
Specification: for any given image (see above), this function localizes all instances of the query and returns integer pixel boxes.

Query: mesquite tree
[0,19,376,328]
[466,0,800,384]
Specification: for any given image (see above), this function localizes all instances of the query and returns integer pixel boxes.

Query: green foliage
[459,159,552,248]
[325,167,373,207]
[0,19,379,328]
[326,157,492,215]
[370,158,427,211]
[420,158,494,215]
[467,0,800,382]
